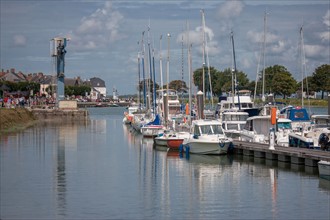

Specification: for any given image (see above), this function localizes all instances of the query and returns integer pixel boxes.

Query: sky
[1,0,329,95]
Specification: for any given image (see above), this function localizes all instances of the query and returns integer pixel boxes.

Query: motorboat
[318,160,330,180]
[288,115,330,149]
[154,130,190,149]
[123,104,139,124]
[240,115,292,146]
[220,111,249,139]
[182,119,233,155]
[215,90,261,118]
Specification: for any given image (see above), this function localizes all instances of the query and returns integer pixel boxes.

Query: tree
[168,80,188,92]
[193,66,219,95]
[271,72,297,98]
[213,68,250,95]
[65,85,91,96]
[311,64,330,99]
[138,79,159,93]
[256,65,296,98]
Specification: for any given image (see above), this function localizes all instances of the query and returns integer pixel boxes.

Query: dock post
[328,94,330,115]
[269,128,275,150]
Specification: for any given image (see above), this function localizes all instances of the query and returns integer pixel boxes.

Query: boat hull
[167,139,184,149]
[183,138,232,155]
[141,125,164,138]
[318,160,330,180]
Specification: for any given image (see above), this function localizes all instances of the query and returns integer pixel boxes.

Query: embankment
[0,108,37,133]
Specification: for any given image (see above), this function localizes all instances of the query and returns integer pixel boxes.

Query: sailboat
[215,32,261,118]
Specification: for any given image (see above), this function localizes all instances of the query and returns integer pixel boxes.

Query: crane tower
[51,37,68,106]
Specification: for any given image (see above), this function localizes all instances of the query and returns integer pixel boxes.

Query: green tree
[65,85,91,97]
[311,64,330,99]
[257,65,296,98]
[138,79,159,93]
[168,80,188,92]
[193,66,219,95]
[271,72,297,98]
[213,68,250,95]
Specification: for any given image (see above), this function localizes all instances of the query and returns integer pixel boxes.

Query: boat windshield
[198,124,224,135]
[223,114,248,121]
[277,122,292,130]
[226,124,239,130]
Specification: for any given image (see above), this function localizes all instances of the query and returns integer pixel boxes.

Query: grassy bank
[0,108,37,134]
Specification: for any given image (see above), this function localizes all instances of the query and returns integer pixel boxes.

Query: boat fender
[219,140,225,148]
[185,145,190,159]
[179,144,184,153]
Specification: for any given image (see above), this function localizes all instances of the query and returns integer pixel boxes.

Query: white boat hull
[318,160,330,180]
[184,136,232,155]
[141,125,164,138]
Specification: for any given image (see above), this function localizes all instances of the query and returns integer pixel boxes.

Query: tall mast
[137,41,141,107]
[147,25,152,111]
[262,12,267,102]
[231,31,241,110]
[141,31,146,107]
[166,33,171,126]
[187,20,192,126]
[159,35,164,115]
[201,9,206,104]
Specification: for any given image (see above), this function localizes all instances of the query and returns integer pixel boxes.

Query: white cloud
[319,31,330,42]
[323,9,330,27]
[216,0,244,19]
[246,30,280,44]
[177,25,220,56]
[13,34,27,47]
[304,44,326,58]
[270,40,286,54]
[69,2,124,51]
[215,1,245,36]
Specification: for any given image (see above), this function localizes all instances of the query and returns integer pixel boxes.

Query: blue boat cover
[146,114,162,125]
[287,108,310,121]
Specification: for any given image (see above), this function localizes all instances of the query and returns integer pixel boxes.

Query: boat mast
[201,9,206,104]
[262,12,267,102]
[187,20,192,127]
[231,31,241,110]
[137,41,141,108]
[141,31,146,108]
[203,10,213,109]
[147,25,152,111]
[166,33,171,127]
[159,35,164,115]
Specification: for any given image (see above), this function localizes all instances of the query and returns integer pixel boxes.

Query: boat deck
[233,140,330,167]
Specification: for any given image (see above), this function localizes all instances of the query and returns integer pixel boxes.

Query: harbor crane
[51,37,69,107]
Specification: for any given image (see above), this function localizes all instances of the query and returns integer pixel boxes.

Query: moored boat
[182,119,233,155]
[318,160,330,180]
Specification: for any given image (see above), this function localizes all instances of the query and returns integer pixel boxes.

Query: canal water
[1,107,329,219]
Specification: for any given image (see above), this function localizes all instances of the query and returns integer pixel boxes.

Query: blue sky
[1,0,329,95]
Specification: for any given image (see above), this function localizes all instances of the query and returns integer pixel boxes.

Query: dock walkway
[233,140,330,167]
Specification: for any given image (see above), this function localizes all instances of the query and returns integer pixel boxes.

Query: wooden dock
[233,140,330,167]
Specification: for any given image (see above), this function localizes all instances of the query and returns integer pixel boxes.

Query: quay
[30,100,89,121]
[233,140,330,167]
[77,101,131,108]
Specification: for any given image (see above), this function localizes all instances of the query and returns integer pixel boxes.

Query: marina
[1,107,329,219]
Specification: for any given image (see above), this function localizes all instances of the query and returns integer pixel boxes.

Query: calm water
[1,107,329,219]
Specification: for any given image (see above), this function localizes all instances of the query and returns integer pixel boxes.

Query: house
[89,77,106,98]
[0,68,27,82]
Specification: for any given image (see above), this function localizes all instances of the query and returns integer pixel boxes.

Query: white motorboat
[215,90,261,118]
[154,130,190,149]
[182,119,233,155]
[318,160,330,180]
[288,115,330,150]
[220,111,249,139]
[240,115,292,146]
